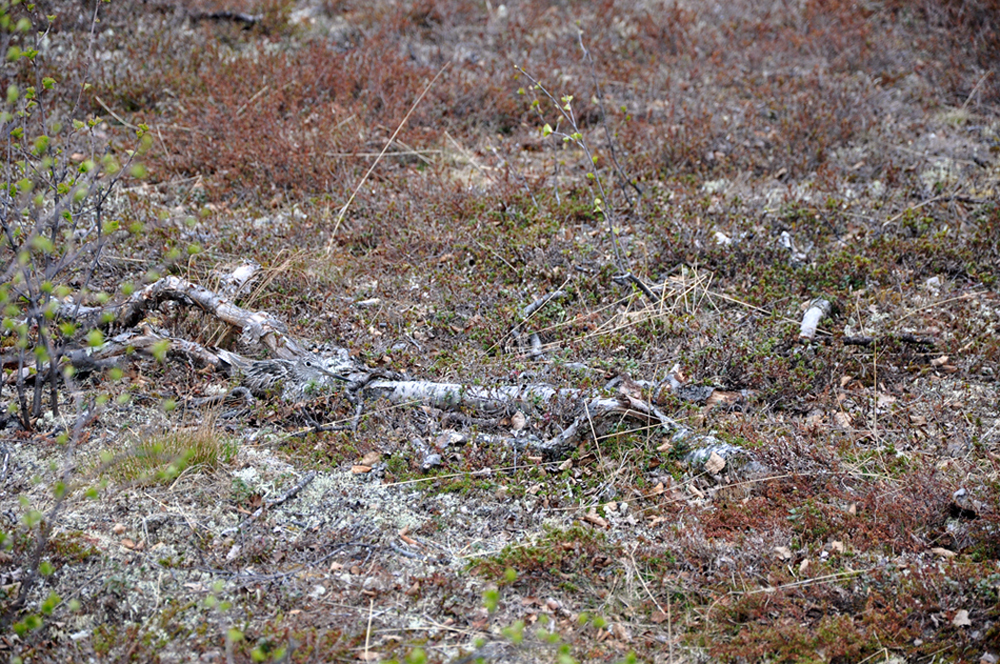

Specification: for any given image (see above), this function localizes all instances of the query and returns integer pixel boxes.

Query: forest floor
[1,0,999,662]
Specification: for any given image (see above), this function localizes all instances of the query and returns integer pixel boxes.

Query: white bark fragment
[799,298,831,340]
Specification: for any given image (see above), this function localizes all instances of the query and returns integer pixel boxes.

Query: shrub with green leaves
[0,1,147,428]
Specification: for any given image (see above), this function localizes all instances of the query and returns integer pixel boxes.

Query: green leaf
[501,620,525,645]
[87,329,105,348]
[541,124,553,137]
[405,648,427,664]
[31,235,55,254]
[101,154,121,174]
[40,591,60,614]
[42,77,55,90]
[483,588,499,613]
[151,339,170,362]
[59,321,76,337]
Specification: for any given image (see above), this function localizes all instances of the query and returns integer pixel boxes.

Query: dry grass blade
[324,62,451,252]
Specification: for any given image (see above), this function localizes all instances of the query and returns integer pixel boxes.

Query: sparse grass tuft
[104,426,238,486]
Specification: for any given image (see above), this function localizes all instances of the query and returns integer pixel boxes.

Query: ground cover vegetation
[0,0,998,661]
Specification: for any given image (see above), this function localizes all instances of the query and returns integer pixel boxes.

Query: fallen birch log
[363,378,736,466]
[51,276,753,472]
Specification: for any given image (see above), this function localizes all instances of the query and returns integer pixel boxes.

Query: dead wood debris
[192,10,262,27]
[55,276,746,472]
[842,333,937,347]
[798,298,831,340]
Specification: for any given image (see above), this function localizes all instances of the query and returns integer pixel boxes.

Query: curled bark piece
[410,437,442,470]
[799,299,831,340]
[215,261,261,300]
[528,333,545,360]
